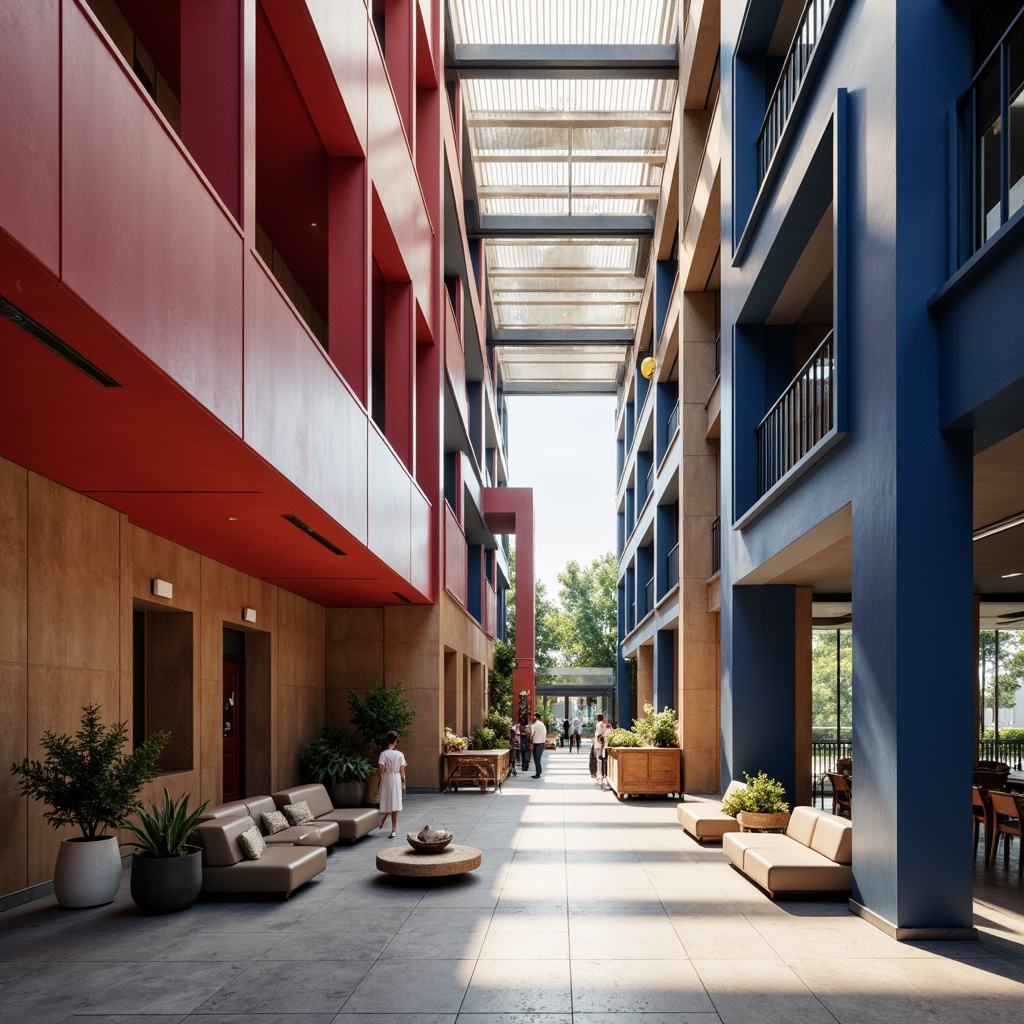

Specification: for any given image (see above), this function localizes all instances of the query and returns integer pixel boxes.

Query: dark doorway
[222,647,245,806]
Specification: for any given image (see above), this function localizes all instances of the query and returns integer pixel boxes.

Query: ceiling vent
[0,295,121,388]
[281,514,346,555]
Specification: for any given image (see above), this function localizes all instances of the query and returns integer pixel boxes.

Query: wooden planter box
[607,747,681,799]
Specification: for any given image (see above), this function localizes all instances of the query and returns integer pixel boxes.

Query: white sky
[505,395,618,596]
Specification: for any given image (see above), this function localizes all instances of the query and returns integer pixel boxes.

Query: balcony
[710,516,720,577]
[957,8,1024,262]
[757,331,835,497]
[667,399,681,440]
[666,543,679,591]
[644,576,655,618]
[756,0,838,187]
[444,503,468,607]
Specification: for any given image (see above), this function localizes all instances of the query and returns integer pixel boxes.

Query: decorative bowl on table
[406,824,453,853]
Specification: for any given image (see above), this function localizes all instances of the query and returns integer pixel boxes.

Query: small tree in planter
[10,704,168,907]
[721,771,790,831]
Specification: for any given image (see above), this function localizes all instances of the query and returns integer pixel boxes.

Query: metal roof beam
[471,215,654,238]
[490,329,635,345]
[450,44,679,79]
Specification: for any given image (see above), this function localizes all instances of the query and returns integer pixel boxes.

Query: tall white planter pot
[53,836,122,908]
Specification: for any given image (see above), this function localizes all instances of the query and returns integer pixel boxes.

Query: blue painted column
[721,586,798,802]
[653,629,675,713]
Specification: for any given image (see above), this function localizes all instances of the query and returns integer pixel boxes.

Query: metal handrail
[757,330,835,496]
[666,543,679,590]
[667,398,680,439]
[710,516,720,576]
[756,0,835,185]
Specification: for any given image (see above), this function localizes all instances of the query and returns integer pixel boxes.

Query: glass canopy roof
[449,0,679,394]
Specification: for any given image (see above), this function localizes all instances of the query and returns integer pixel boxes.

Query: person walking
[377,730,407,839]
[591,713,607,781]
[519,720,532,773]
[571,715,582,753]
[509,722,520,777]
[529,711,547,778]
[562,716,570,747]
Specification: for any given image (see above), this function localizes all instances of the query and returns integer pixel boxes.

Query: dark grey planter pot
[331,780,368,807]
[129,849,203,914]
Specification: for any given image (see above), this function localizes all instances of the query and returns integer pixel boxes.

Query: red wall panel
[366,26,433,327]
[444,504,468,607]
[61,2,244,433]
[0,1,60,274]
[244,254,369,544]
[367,427,412,582]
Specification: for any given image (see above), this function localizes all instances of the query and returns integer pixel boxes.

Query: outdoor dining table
[1005,770,1024,792]
[442,749,510,792]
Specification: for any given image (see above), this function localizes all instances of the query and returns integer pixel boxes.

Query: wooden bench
[447,755,501,793]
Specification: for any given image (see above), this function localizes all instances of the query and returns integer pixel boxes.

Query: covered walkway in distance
[3,747,1024,1021]
[537,666,617,727]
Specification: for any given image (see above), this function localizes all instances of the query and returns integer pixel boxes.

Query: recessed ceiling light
[1002,572,1022,578]
[310,222,317,227]
[228,517,238,522]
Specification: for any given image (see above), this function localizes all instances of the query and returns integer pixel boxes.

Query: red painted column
[328,157,370,404]
[482,487,536,712]
[181,0,243,223]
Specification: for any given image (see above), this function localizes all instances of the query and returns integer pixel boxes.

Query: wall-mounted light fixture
[640,356,656,379]
[151,578,173,599]
[242,607,257,623]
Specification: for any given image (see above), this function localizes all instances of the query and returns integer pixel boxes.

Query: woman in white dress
[377,730,407,838]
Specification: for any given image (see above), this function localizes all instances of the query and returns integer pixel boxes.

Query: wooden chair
[836,758,852,776]
[987,789,1022,873]
[826,772,852,819]
[974,767,1009,790]
[976,759,1010,771]
[972,785,993,859]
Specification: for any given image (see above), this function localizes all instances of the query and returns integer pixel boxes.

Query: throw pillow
[261,810,289,835]
[282,800,315,826]
[238,824,266,860]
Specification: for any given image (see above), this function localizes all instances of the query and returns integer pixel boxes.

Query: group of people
[379,710,617,840]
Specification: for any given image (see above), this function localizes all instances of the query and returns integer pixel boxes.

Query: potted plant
[443,726,467,753]
[123,788,209,913]
[10,704,167,908]
[604,703,682,799]
[721,770,790,831]
[348,680,417,801]
[302,726,375,807]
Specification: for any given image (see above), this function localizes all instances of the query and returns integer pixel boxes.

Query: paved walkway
[3,745,1024,1022]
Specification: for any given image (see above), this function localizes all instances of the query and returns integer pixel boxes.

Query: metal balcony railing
[714,334,721,380]
[756,0,836,186]
[667,399,680,439]
[710,516,721,576]
[644,576,655,617]
[666,543,679,591]
[645,464,654,503]
[757,331,835,497]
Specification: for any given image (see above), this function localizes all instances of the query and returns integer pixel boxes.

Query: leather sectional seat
[205,795,340,847]
[195,814,327,898]
[272,784,380,844]
[723,805,852,897]
[677,780,746,843]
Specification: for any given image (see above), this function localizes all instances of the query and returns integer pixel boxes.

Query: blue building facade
[721,0,1023,936]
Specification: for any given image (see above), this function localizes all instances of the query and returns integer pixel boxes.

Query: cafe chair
[976,759,1010,771]
[972,786,993,859]
[974,767,1010,790]
[987,789,1022,873]
[826,772,852,819]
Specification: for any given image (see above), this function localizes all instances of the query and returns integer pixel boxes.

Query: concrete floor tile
[691,957,838,1023]
[570,958,716,1013]
[381,907,491,959]
[195,959,371,1015]
[568,917,686,959]
[573,1015,721,1024]
[787,955,1024,1023]
[461,957,572,1014]
[342,958,475,1014]
[478,928,569,960]
[455,1015,571,1024]
[670,917,779,960]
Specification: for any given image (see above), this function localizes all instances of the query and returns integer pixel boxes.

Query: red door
[222,661,244,801]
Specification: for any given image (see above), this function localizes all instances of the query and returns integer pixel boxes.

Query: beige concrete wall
[1,457,326,899]
[326,593,492,790]
[678,291,721,793]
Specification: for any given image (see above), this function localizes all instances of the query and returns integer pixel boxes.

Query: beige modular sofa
[273,783,380,844]
[205,795,340,847]
[723,805,852,898]
[677,780,746,843]
[195,814,327,898]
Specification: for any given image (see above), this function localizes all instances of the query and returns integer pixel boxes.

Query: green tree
[811,630,852,738]
[489,638,515,718]
[553,552,618,667]
[503,547,560,669]
[979,630,1024,716]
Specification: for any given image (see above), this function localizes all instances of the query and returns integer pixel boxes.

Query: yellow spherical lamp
[640,356,656,380]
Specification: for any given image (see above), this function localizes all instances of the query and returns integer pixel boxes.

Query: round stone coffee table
[376,843,482,879]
